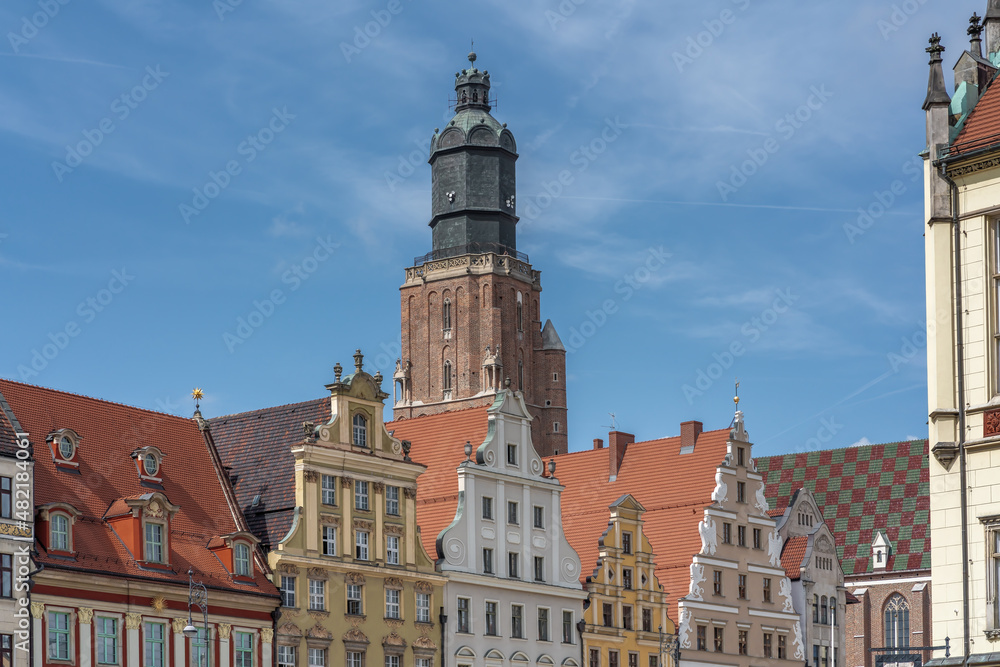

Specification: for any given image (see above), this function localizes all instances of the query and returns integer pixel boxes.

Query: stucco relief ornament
[688,563,705,601]
[711,469,728,504]
[755,482,770,515]
[779,577,795,613]
[767,529,782,567]
[792,621,805,660]
[678,609,693,649]
[698,515,718,556]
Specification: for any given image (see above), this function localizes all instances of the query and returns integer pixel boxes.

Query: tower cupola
[454,51,493,113]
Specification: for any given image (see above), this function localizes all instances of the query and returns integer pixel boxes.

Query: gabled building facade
[211,353,446,667]
[675,410,804,667]
[0,379,280,667]
[922,3,1000,664]
[770,488,846,667]
[434,390,586,667]
[0,391,31,667]
[581,495,675,667]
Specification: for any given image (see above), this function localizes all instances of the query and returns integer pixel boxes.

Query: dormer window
[208,532,260,579]
[51,514,69,551]
[131,446,165,484]
[144,452,159,476]
[352,414,368,448]
[234,543,251,577]
[39,503,81,555]
[145,522,165,563]
[58,436,74,460]
[104,493,179,567]
[47,429,81,471]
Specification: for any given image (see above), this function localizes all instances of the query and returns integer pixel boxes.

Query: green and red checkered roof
[756,440,929,577]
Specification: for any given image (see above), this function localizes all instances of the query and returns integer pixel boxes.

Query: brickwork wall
[846,576,931,667]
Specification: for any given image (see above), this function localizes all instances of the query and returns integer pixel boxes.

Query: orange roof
[780,535,809,580]
[0,379,278,599]
[952,72,1000,155]
[387,407,491,557]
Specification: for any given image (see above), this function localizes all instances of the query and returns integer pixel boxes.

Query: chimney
[608,431,634,481]
[593,438,604,449]
[680,420,703,454]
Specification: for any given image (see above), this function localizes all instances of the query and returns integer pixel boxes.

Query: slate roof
[756,440,929,577]
[0,379,278,597]
[951,70,1000,156]
[209,397,330,548]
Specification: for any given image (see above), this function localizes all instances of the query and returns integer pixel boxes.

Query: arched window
[443,298,452,331]
[884,594,910,648]
[831,599,837,626]
[443,361,452,391]
[51,514,69,551]
[352,414,368,448]
[234,543,251,576]
[516,293,523,331]
[821,596,828,624]
[812,595,819,623]
[518,360,524,390]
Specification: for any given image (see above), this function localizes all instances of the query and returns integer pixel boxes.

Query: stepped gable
[0,378,277,595]
[386,406,491,557]
[757,439,929,576]
[209,397,329,547]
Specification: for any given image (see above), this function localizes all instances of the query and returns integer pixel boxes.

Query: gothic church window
[884,594,910,648]
[443,361,452,392]
[442,298,451,331]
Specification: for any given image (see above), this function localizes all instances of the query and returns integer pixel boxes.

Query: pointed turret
[924,33,951,111]
[985,0,1000,60]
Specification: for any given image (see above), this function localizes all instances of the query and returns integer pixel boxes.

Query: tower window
[443,298,452,331]
[518,360,524,390]
[352,414,367,448]
[553,372,559,381]
[553,422,560,433]
[517,293,523,331]
[443,360,453,392]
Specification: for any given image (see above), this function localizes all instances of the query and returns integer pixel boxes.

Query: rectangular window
[534,556,545,582]
[622,531,632,554]
[628,653,638,667]
[234,632,253,667]
[603,603,614,627]
[763,577,772,603]
[738,574,747,599]
[778,634,787,659]
[648,657,658,667]
[384,656,399,667]
[457,597,470,633]
[508,552,520,579]
[737,446,745,466]
[0,634,10,667]
[0,554,10,598]
[508,501,519,525]
[322,526,337,556]
[145,522,164,563]
[355,531,369,560]
[96,617,118,665]
[763,633,773,658]
[622,606,632,631]
[738,629,748,656]
[192,628,210,667]
[416,592,431,623]
[277,646,295,667]
[416,660,430,667]
[589,649,600,667]
[753,528,762,549]
[563,611,574,643]
[385,486,400,515]
[511,605,524,639]
[737,481,746,503]
[696,625,706,651]
[507,443,518,465]
[321,474,337,505]
[722,522,731,544]
[0,477,10,519]
[385,589,400,619]
[144,622,165,667]
[713,569,722,596]
[483,547,494,574]
[347,584,363,616]
[622,568,633,590]
[713,627,723,652]
[485,601,498,636]
[48,612,70,661]
[738,525,746,547]
[814,645,820,667]
[533,505,545,528]
[990,524,1000,629]
[538,608,550,641]
[308,648,325,667]
[346,653,363,667]
[641,607,651,633]
[355,481,369,511]
[609,651,619,667]
[482,496,494,520]
[386,535,400,565]
[309,579,325,611]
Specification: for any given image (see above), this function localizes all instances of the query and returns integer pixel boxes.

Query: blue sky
[0,0,972,457]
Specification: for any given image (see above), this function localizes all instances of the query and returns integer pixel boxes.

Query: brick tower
[393,51,568,457]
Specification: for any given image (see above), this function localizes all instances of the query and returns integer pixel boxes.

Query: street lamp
[659,625,680,667]
[183,569,208,640]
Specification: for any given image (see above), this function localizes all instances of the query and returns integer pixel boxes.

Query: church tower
[394,52,568,458]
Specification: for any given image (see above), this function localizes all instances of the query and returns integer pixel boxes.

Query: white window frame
[347,584,363,616]
[385,588,400,620]
[386,535,400,565]
[234,542,251,576]
[309,579,325,611]
[356,531,369,560]
[562,610,575,644]
[416,592,431,623]
[355,481,369,511]
[280,576,296,607]
[482,496,494,520]
[457,597,471,633]
[385,486,400,515]
[277,646,296,667]
[538,607,550,642]
[322,525,337,557]
[321,475,337,505]
[307,648,325,667]
[352,413,368,448]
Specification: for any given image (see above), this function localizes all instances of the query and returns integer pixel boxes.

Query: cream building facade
[923,5,1000,665]
[0,393,31,667]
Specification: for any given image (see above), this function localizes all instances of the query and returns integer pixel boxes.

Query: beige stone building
[0,392,31,667]
[923,4,1000,665]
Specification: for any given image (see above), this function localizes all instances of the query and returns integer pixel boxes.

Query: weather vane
[734,379,740,406]
[192,388,204,411]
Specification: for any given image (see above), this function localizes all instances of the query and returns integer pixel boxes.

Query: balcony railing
[413,242,527,267]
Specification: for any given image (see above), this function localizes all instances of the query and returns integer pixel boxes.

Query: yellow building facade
[582,495,676,667]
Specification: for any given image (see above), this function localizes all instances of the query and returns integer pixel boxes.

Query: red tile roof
[757,440,929,577]
[951,72,1000,156]
[780,535,809,580]
[0,379,278,598]
[209,398,330,547]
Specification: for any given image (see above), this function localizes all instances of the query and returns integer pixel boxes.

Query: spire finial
[970,12,984,38]
[192,388,204,413]
[734,378,740,406]
[927,32,945,63]
[354,348,364,372]
[468,40,476,66]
